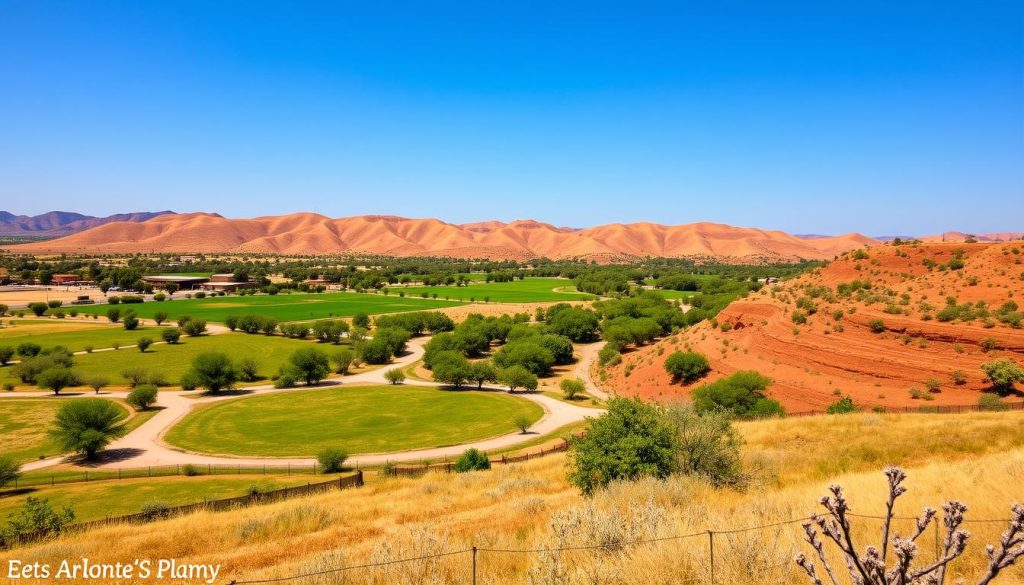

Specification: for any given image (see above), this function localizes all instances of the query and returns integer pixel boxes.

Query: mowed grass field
[395,277,595,302]
[0,398,139,462]
[71,291,460,323]
[0,319,163,352]
[165,385,545,456]
[57,333,334,387]
[0,476,314,523]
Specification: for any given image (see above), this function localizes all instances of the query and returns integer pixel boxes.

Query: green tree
[237,357,260,382]
[84,375,109,395]
[330,348,355,374]
[431,351,472,388]
[122,310,139,330]
[161,327,181,344]
[0,456,20,487]
[36,367,78,395]
[384,368,406,385]
[106,307,121,323]
[316,447,348,473]
[188,352,237,392]
[568,397,678,495]
[560,378,586,400]
[358,337,395,365]
[126,384,158,411]
[454,448,491,472]
[663,351,711,383]
[287,347,330,385]
[468,361,498,389]
[3,497,75,543]
[981,359,1024,394]
[692,371,783,418]
[16,342,41,357]
[49,399,126,459]
[352,313,371,329]
[182,319,207,337]
[153,311,168,325]
[136,337,153,352]
[28,302,48,317]
[826,396,858,414]
[498,365,538,392]
[0,346,14,366]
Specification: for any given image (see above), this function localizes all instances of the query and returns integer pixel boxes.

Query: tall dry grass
[5,412,1024,585]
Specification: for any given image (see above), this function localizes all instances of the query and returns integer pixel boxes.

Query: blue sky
[1,1,1021,235]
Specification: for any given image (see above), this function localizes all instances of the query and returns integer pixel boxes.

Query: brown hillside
[9,213,876,261]
[601,242,1024,411]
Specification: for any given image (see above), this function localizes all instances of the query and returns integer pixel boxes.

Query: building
[200,274,258,292]
[51,274,82,285]
[140,275,210,290]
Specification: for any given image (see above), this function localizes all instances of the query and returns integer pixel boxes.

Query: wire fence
[384,434,582,477]
[223,509,1018,585]
[786,399,1024,417]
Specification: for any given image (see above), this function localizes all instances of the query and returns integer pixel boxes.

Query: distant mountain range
[0,210,175,236]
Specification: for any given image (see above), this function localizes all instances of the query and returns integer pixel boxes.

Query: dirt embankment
[600,242,1024,411]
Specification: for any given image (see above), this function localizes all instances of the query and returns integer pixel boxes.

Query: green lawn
[51,333,336,387]
[395,278,595,302]
[0,319,164,352]
[0,398,131,463]
[166,385,544,456]
[0,476,313,523]
[71,291,460,324]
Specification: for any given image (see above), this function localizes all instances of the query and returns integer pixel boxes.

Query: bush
[140,501,171,519]
[316,447,348,473]
[454,448,491,473]
[106,307,121,323]
[0,345,14,366]
[182,464,200,476]
[692,371,783,418]
[122,310,139,330]
[238,357,260,382]
[924,378,942,393]
[791,310,807,325]
[224,315,239,331]
[84,376,109,394]
[513,414,532,433]
[16,342,41,357]
[597,345,621,367]
[179,370,201,391]
[153,293,165,302]
[358,337,396,365]
[560,378,586,400]
[182,319,207,337]
[384,368,406,385]
[161,327,181,344]
[121,367,149,388]
[826,396,857,414]
[868,319,886,333]
[0,455,20,487]
[2,497,75,543]
[126,384,159,410]
[36,367,78,395]
[273,371,297,389]
[287,347,330,385]
[664,351,711,384]
[330,348,355,374]
[981,358,1024,394]
[107,296,120,305]
[188,352,237,392]
[48,398,127,459]
[136,336,153,352]
[153,311,168,325]
[28,302,48,317]
[978,393,1008,412]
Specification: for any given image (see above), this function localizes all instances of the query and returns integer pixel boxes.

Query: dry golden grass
[8,411,1024,585]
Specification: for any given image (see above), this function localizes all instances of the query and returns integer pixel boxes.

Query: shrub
[513,414,532,433]
[384,368,406,385]
[868,319,886,333]
[188,352,237,392]
[136,337,153,352]
[238,357,260,382]
[126,384,159,410]
[316,447,348,473]
[182,319,207,337]
[980,337,998,351]
[454,448,491,473]
[153,311,168,325]
[664,351,711,383]
[825,396,857,414]
[330,348,355,374]
[48,398,126,459]
[0,345,14,366]
[28,302,48,317]
[981,358,1024,394]
[16,342,41,357]
[36,367,78,395]
[121,367,149,388]
[182,464,200,476]
[2,497,75,543]
[0,455,20,487]
[791,310,807,325]
[358,337,396,365]
[122,310,140,330]
[692,371,783,418]
[161,327,181,344]
[560,378,585,400]
[106,307,121,323]
[140,501,171,519]
[179,370,201,391]
[978,393,1008,412]
[273,370,298,389]
[107,296,120,305]
[153,293,166,302]
[924,378,942,393]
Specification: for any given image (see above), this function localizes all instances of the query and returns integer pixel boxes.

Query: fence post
[472,546,477,585]
[356,470,364,486]
[708,530,715,585]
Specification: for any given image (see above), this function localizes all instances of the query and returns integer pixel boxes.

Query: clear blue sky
[1,1,1021,235]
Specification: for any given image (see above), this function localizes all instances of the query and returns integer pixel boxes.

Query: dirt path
[9,337,600,471]
[574,341,611,401]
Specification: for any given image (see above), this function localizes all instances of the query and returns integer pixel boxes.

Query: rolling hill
[7,212,877,261]
[0,210,175,236]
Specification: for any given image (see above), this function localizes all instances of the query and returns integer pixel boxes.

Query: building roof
[141,275,209,283]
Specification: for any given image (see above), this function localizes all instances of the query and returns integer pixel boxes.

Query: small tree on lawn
[384,368,406,385]
[330,348,355,374]
[316,447,348,473]
[288,347,330,385]
[153,311,168,325]
[49,398,126,459]
[560,378,586,400]
[126,384,158,411]
[0,455,20,487]
[182,319,207,337]
[188,352,237,393]
[514,414,532,434]
[106,307,121,323]
[0,346,14,366]
[28,302,48,317]
[161,327,181,344]
[498,365,538,393]
[237,357,260,382]
[36,367,78,395]
[454,448,491,472]
[136,337,153,352]
[122,310,140,330]
[84,375,109,395]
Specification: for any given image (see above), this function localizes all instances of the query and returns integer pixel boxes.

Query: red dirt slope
[600,242,1024,411]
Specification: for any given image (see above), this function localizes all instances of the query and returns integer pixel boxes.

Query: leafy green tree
[126,384,159,410]
[692,371,783,418]
[287,347,330,385]
[454,448,491,472]
[317,447,348,473]
[0,346,14,366]
[546,307,601,342]
[122,310,140,330]
[3,497,75,543]
[153,311,168,325]
[468,361,498,389]
[0,456,20,487]
[28,302,48,317]
[36,367,78,395]
[84,375,109,395]
[431,351,472,388]
[981,359,1024,394]
[136,337,153,352]
[188,352,237,392]
[238,357,260,382]
[330,348,355,374]
[161,327,181,344]
[49,398,126,459]
[16,342,41,357]
[358,337,394,365]
[106,307,121,323]
[568,397,678,495]
[664,351,711,383]
[826,396,858,414]
[667,405,744,486]
[498,365,538,392]
[560,378,586,400]
[384,368,406,385]
[492,341,555,377]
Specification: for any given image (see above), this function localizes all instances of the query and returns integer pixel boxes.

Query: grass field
[165,385,545,456]
[0,398,134,462]
[395,278,595,302]
[71,291,460,323]
[0,319,163,352]
[0,476,314,523]
[53,333,334,387]
[22,411,1024,584]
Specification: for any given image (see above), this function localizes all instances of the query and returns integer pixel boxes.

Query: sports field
[61,333,336,387]
[165,385,544,456]
[71,291,460,323]
[394,277,594,302]
[0,319,163,352]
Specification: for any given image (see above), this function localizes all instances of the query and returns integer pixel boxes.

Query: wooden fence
[384,434,582,477]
